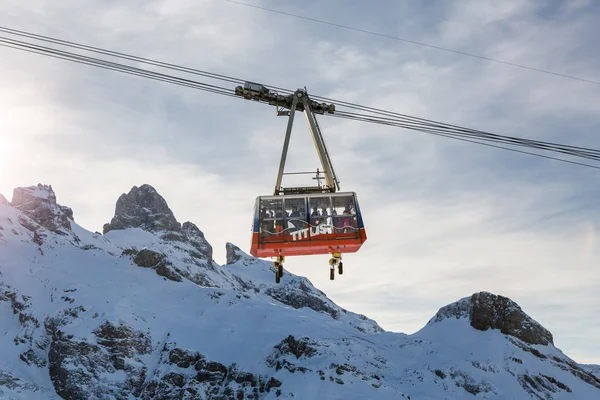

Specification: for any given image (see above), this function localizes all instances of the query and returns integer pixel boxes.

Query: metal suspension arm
[302,96,340,191]
[235,83,339,195]
[274,93,300,194]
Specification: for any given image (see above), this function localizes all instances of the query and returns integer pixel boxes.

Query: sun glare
[0,110,22,193]
[0,135,15,191]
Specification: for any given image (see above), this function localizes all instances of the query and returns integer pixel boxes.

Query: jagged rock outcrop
[226,242,246,265]
[103,185,213,263]
[100,185,221,287]
[266,335,319,374]
[265,278,343,320]
[10,184,72,233]
[272,335,318,360]
[103,184,180,234]
[140,346,284,399]
[124,248,183,282]
[181,221,213,260]
[0,370,50,397]
[470,292,553,345]
[429,292,553,345]
[47,321,153,399]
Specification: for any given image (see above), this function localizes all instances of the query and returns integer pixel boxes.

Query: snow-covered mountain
[1,183,599,399]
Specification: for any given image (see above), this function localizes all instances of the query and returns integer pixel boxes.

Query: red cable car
[250,192,367,257]
[235,84,367,282]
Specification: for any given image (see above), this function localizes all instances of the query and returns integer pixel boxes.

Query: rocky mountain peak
[225,242,258,266]
[428,291,553,346]
[103,184,181,234]
[226,242,245,264]
[182,221,204,239]
[10,184,73,233]
[0,193,8,205]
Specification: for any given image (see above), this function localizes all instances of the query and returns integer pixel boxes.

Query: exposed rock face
[429,292,553,345]
[470,292,553,345]
[0,370,50,397]
[225,242,263,268]
[265,279,343,320]
[47,321,153,399]
[584,364,600,379]
[10,184,72,233]
[140,346,283,399]
[182,221,213,261]
[103,185,213,265]
[125,248,183,282]
[226,242,245,264]
[103,184,181,234]
[266,335,319,374]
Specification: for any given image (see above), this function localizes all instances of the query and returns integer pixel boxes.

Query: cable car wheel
[328,251,343,280]
[273,255,285,282]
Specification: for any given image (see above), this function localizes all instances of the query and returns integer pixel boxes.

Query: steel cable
[1,26,600,169]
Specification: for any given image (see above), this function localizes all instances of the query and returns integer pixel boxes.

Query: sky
[1,0,599,363]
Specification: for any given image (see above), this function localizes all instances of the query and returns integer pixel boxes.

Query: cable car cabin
[250,192,367,258]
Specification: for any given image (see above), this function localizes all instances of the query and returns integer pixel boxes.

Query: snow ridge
[0,183,599,399]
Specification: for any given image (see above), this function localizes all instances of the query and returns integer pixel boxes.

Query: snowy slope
[583,364,600,380]
[0,184,599,399]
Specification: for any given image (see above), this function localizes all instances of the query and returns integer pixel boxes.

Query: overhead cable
[332,110,600,161]
[1,27,600,170]
[0,36,240,99]
[330,112,600,170]
[0,26,246,86]
[222,0,600,86]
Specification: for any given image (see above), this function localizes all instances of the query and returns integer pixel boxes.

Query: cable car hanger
[236,82,339,195]
[235,82,367,283]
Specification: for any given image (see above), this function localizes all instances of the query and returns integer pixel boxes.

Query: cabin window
[309,196,332,227]
[260,198,284,237]
[283,197,307,233]
[332,195,358,232]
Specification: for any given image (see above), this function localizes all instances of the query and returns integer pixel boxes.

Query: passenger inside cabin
[275,208,284,235]
[260,209,272,236]
[301,208,308,229]
[311,208,321,226]
[289,206,301,231]
[333,209,343,232]
[321,207,330,225]
[339,204,353,232]
[348,205,358,229]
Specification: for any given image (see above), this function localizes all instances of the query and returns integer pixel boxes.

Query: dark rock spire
[103,184,181,234]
